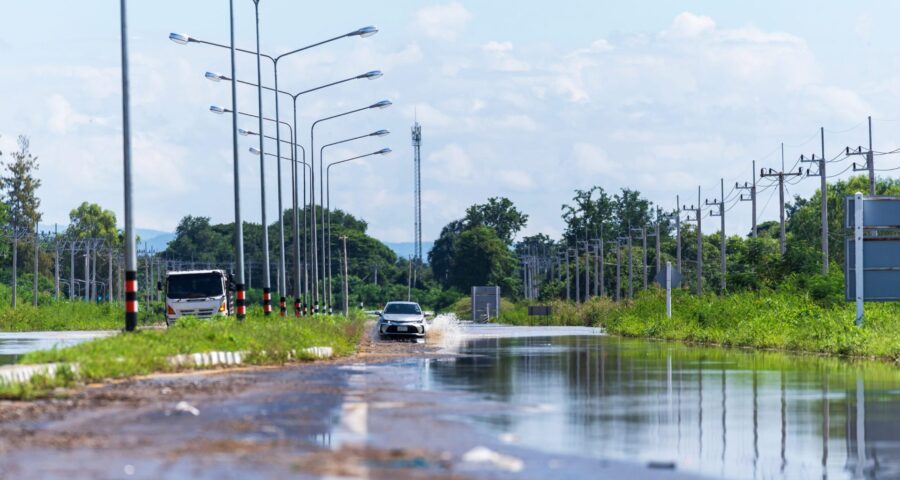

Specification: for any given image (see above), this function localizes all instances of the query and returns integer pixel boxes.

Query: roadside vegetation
[1,311,365,398]
[461,281,900,360]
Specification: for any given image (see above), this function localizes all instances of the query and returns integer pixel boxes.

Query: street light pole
[171,25,380,318]
[250,0,273,316]
[210,72,383,314]
[310,100,391,311]
[326,148,392,310]
[120,0,138,331]
[321,131,390,306]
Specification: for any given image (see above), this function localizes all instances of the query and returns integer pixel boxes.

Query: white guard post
[854,192,864,326]
[665,261,672,319]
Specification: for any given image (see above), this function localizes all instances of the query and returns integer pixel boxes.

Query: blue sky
[3,1,900,243]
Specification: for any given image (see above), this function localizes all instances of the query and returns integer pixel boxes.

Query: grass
[1,310,365,398]
[480,289,900,361]
[0,301,160,332]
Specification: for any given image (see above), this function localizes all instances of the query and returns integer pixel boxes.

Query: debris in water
[174,401,199,416]
[461,446,524,472]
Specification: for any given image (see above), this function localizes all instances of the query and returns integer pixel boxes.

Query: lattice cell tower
[411,122,423,263]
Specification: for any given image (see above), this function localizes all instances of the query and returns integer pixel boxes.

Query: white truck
[158,270,233,325]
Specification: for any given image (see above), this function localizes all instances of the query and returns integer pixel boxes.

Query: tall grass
[483,289,900,360]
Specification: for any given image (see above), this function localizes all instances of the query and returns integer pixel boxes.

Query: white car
[377,301,428,338]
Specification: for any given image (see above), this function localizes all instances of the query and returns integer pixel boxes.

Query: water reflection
[423,335,900,479]
[0,331,112,365]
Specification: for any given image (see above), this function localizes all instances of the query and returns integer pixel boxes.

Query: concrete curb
[0,346,334,386]
[0,363,78,386]
[168,346,334,368]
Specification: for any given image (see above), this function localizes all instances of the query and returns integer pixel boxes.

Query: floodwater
[0,331,114,364]
[412,329,900,479]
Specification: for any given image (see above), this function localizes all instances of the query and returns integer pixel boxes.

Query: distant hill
[38,224,176,252]
[137,229,176,251]
[385,241,433,260]
[41,223,424,260]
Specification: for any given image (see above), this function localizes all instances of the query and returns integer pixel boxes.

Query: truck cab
[160,270,232,325]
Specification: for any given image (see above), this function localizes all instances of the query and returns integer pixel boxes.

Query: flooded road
[418,331,900,479]
[0,331,115,364]
[0,324,898,479]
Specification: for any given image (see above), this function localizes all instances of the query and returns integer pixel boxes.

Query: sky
[3,1,900,245]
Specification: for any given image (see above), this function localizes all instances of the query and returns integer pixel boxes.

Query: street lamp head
[370,129,390,137]
[209,105,228,114]
[169,33,193,45]
[249,147,261,155]
[205,71,224,82]
[359,70,383,80]
[350,26,379,38]
[370,100,392,109]
[238,128,257,136]
[377,148,392,155]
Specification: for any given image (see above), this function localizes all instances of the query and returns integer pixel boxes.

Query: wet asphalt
[0,325,702,479]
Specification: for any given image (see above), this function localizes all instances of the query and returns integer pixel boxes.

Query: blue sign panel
[845,237,900,301]
[845,196,900,228]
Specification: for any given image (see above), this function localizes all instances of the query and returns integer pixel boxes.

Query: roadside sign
[528,306,552,316]
[654,266,682,288]
[471,286,500,323]
[845,196,900,228]
[844,237,900,301]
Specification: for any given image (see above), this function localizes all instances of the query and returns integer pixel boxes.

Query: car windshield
[167,273,224,299]
[384,303,421,315]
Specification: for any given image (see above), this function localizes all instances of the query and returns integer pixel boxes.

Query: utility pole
[626,233,634,299]
[340,235,348,316]
[565,248,571,301]
[654,209,661,274]
[33,223,39,307]
[574,245,581,304]
[846,116,875,195]
[585,242,591,300]
[611,240,622,302]
[681,187,703,296]
[800,127,829,274]
[407,255,412,302]
[641,227,648,290]
[760,163,802,256]
[69,241,75,300]
[706,178,725,294]
[736,160,757,237]
[675,195,682,272]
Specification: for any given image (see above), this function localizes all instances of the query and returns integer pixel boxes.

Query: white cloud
[46,94,106,135]
[482,41,531,72]
[665,12,716,38]
[496,114,539,131]
[573,143,617,176]
[413,2,472,41]
[427,144,472,180]
[497,169,535,190]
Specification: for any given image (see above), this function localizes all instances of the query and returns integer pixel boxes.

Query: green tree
[67,202,119,244]
[611,188,651,239]
[448,226,518,293]
[1,136,41,230]
[164,216,231,263]
[464,197,528,244]
[561,187,614,244]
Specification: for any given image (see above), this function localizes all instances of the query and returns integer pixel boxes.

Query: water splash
[427,313,463,351]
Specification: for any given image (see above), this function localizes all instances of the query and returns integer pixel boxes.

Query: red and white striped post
[279,295,286,317]
[235,283,246,318]
[263,287,272,315]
